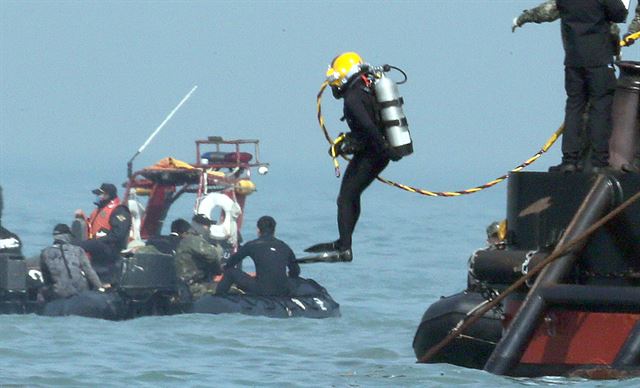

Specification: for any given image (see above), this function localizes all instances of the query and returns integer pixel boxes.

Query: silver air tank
[374,74,413,157]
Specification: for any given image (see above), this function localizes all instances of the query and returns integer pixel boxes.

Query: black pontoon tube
[470,249,547,285]
[540,284,640,309]
[484,175,617,375]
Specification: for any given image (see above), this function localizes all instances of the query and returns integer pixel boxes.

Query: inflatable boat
[0,251,340,320]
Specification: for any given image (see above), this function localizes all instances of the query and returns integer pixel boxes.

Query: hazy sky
[1,0,639,191]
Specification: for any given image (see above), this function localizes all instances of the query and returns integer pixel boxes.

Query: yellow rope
[316,81,563,197]
[620,31,640,47]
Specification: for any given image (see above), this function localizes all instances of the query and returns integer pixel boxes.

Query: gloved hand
[623,33,636,47]
[98,283,111,292]
[328,133,360,157]
[0,237,20,250]
[512,16,521,33]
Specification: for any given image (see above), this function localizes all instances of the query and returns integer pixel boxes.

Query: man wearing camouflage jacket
[174,214,223,299]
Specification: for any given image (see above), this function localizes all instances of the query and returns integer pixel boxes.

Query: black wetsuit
[216,234,300,296]
[337,76,390,250]
[556,0,628,167]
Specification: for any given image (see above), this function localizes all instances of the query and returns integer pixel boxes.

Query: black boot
[622,160,640,173]
[320,248,352,263]
[548,162,577,173]
[296,248,352,264]
[305,240,339,253]
[337,248,352,262]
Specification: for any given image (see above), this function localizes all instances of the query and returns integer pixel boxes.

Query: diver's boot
[319,248,352,263]
[296,248,351,264]
[336,248,352,262]
[305,240,339,253]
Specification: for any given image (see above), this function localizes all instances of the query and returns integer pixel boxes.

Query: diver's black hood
[331,72,367,99]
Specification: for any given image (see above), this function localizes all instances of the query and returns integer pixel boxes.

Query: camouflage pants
[188,281,217,299]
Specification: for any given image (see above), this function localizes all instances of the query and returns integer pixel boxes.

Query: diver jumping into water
[305,52,407,262]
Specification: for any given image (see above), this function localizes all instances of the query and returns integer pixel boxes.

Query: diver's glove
[328,133,361,157]
[0,237,20,250]
[623,33,636,46]
[512,16,522,33]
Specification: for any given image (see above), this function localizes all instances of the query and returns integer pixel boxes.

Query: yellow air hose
[316,80,564,197]
[620,31,640,47]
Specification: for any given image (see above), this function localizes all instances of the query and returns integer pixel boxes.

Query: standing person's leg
[586,65,617,168]
[561,66,589,168]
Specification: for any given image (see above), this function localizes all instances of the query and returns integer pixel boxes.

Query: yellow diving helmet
[326,52,364,87]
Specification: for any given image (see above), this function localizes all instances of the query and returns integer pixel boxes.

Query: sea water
[0,170,636,387]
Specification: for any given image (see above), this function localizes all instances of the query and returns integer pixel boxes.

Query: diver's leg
[337,153,389,250]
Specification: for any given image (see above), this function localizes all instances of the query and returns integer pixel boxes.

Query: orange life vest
[87,198,121,239]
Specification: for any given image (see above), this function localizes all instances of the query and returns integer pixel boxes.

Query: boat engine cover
[119,253,177,292]
[0,254,26,291]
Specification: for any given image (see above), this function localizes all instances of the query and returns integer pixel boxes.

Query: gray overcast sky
[1,0,639,191]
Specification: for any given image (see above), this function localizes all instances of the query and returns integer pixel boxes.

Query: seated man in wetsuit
[216,216,300,296]
[40,224,104,301]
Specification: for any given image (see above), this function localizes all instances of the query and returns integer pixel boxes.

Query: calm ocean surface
[0,170,636,387]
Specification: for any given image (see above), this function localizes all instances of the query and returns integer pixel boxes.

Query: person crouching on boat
[75,183,131,284]
[39,224,105,301]
[216,216,300,296]
[175,214,224,299]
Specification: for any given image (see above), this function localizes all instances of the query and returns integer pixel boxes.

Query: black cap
[53,223,72,235]
[192,214,214,226]
[171,218,191,234]
[92,183,117,198]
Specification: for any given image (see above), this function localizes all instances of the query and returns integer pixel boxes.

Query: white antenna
[127,85,198,176]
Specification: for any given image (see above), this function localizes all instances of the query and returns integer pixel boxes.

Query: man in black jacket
[76,183,131,284]
[551,0,628,173]
[216,216,299,296]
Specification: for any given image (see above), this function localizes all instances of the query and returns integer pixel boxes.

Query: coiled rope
[316,81,563,197]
